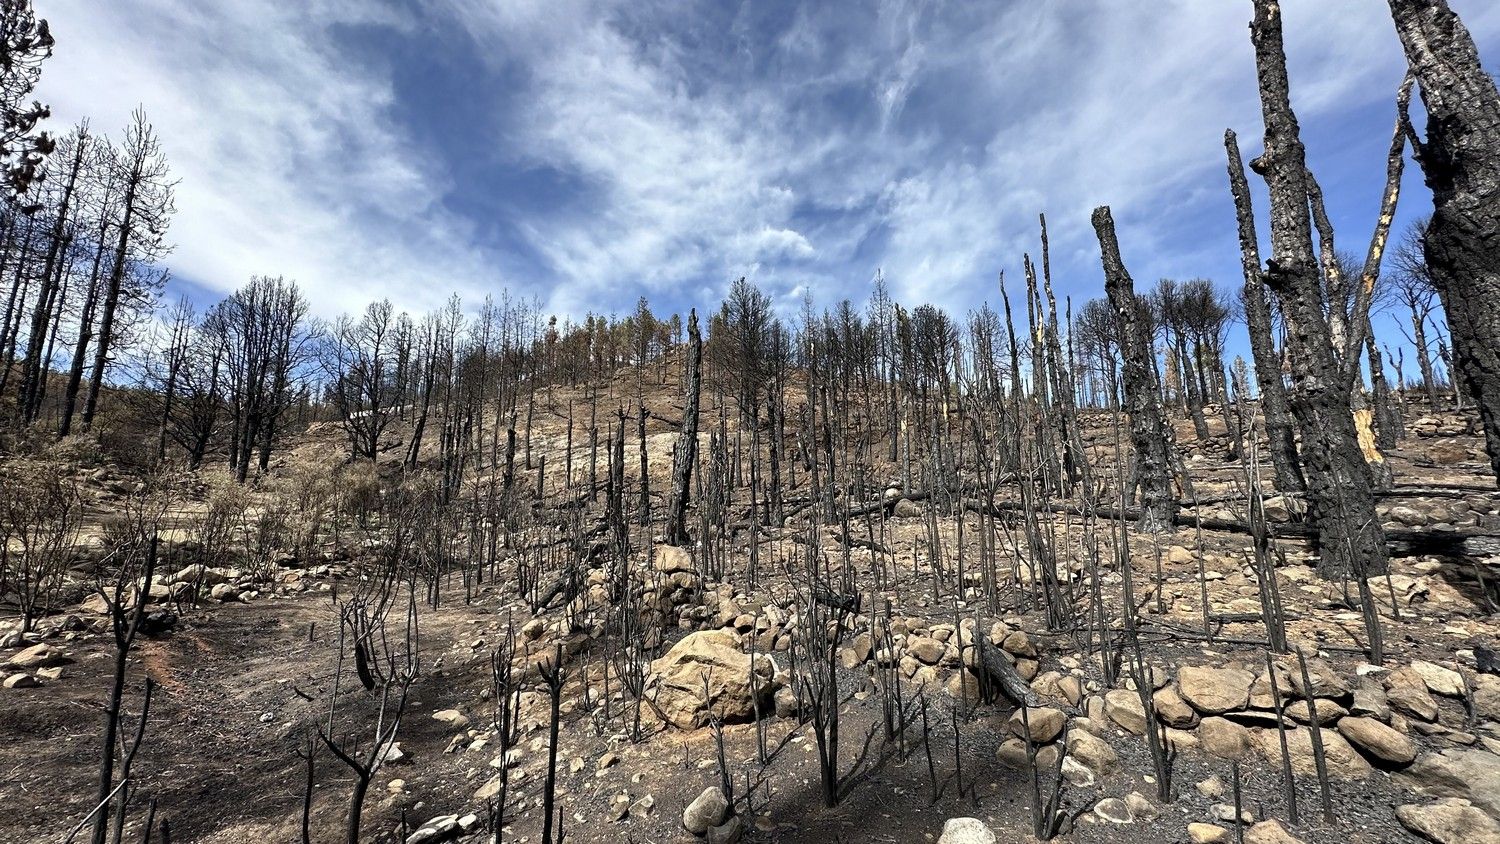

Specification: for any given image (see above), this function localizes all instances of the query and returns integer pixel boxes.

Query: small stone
[432,709,470,730]
[379,742,407,765]
[937,817,997,844]
[706,816,744,844]
[629,794,656,819]
[1061,755,1094,787]
[1125,791,1158,821]
[1244,819,1306,844]
[1188,822,1230,843]
[1195,775,1225,799]
[1211,802,1253,823]
[3,673,39,688]
[475,774,505,801]
[1093,797,1133,824]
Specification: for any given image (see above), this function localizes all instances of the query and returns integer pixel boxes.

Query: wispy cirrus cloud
[32,0,1500,328]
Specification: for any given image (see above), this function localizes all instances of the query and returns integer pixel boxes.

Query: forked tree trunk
[1092,206,1177,532]
[1388,0,1500,487]
[1246,0,1386,579]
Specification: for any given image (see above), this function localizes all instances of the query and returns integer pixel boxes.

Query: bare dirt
[2,379,1498,844]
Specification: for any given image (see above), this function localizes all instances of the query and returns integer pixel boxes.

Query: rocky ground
[2,397,1498,844]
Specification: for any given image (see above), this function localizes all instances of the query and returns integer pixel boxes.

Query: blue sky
[32,0,1500,355]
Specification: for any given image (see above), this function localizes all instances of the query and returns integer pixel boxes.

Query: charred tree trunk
[18,133,87,424]
[1367,329,1402,449]
[1225,130,1305,495]
[1092,206,1178,532]
[1247,0,1387,579]
[667,310,702,545]
[1388,0,1500,486]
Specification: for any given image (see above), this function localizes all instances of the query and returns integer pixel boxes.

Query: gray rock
[683,786,729,835]
[937,818,996,844]
[1093,797,1133,824]
[706,816,743,844]
[6,643,67,668]
[1178,666,1255,714]
[1396,748,1500,819]
[1337,716,1416,765]
[1396,798,1500,844]
[1104,689,1147,735]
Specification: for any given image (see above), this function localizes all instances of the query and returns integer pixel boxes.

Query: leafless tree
[1388,0,1500,485]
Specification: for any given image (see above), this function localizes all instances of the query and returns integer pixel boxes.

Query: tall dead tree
[17,123,86,424]
[1092,206,1177,532]
[1387,0,1500,486]
[1244,0,1386,579]
[81,109,175,430]
[666,308,702,546]
[1225,129,1305,495]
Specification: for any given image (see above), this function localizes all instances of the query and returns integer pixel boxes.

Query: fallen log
[972,632,1037,708]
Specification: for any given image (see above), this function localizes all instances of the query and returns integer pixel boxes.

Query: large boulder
[654,545,697,575]
[1066,729,1118,778]
[1199,716,1252,760]
[1396,748,1500,819]
[1286,658,1349,700]
[1387,667,1441,721]
[6,643,69,669]
[1337,716,1416,765]
[1397,799,1500,844]
[1154,686,1200,727]
[1104,689,1147,735]
[648,630,774,729]
[1007,706,1066,744]
[1474,674,1500,722]
[1410,660,1465,698]
[1178,667,1255,715]
[1256,726,1371,780]
[1243,820,1305,844]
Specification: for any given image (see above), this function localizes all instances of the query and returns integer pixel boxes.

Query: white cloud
[30,0,1500,326]
[34,0,512,318]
